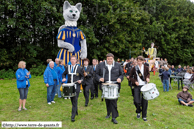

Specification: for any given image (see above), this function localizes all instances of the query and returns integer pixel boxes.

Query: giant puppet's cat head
[63,1,82,22]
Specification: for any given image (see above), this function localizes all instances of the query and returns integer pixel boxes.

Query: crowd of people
[15,55,194,124]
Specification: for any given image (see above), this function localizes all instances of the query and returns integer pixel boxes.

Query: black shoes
[143,117,147,121]
[105,114,111,119]
[137,113,140,119]
[112,118,118,124]
[90,97,94,100]
[188,104,193,107]
[85,104,88,107]
[71,118,75,122]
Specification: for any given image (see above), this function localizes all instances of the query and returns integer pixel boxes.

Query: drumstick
[103,68,105,79]
[73,79,83,84]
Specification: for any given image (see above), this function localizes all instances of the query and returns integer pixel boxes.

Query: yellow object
[80,31,84,40]
[80,84,83,90]
[148,48,154,55]
[60,85,63,92]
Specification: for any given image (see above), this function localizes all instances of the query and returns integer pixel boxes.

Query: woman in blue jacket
[56,60,66,98]
[16,61,31,111]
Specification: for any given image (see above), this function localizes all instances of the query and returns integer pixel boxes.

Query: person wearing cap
[177,86,194,107]
[96,53,124,124]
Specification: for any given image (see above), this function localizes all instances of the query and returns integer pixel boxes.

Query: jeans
[18,86,29,100]
[47,80,57,103]
[178,98,194,104]
[57,82,62,98]
[163,79,169,92]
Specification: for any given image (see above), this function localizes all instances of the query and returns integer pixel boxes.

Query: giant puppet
[143,43,159,71]
[56,1,87,65]
[144,43,157,60]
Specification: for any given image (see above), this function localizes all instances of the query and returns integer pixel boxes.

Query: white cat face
[63,1,82,22]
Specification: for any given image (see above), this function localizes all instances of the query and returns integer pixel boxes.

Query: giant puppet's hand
[58,40,75,52]
[79,39,87,59]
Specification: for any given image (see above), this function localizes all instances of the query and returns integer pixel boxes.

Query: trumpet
[83,68,87,77]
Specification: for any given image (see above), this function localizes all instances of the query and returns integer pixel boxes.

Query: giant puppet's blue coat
[56,26,86,65]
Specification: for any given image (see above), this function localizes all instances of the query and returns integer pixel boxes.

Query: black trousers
[134,86,148,118]
[83,84,91,105]
[70,84,80,119]
[128,81,134,97]
[91,80,98,97]
[105,99,119,119]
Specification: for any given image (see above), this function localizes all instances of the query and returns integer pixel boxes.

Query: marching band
[44,54,154,123]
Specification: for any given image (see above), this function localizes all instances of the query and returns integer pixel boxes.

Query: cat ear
[63,1,71,10]
[75,3,82,12]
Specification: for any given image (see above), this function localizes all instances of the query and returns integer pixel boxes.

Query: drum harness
[68,65,78,89]
[135,65,147,101]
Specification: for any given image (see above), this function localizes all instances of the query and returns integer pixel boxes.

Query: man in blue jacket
[44,61,59,105]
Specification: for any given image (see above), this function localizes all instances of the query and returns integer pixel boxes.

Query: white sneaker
[51,101,55,103]
[48,102,51,105]
[80,90,82,93]
[64,97,67,99]
[55,94,57,96]
[68,97,70,99]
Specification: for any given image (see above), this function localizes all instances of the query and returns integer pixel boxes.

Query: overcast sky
[190,0,194,2]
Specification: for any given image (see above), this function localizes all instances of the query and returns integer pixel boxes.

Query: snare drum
[62,83,76,97]
[140,83,159,100]
[102,83,119,99]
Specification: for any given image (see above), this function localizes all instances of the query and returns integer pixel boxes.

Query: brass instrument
[83,67,87,77]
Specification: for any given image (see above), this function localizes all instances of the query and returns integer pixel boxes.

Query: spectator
[55,58,60,67]
[177,86,194,107]
[187,65,190,70]
[184,69,192,79]
[176,65,183,73]
[168,65,172,75]
[168,65,172,87]
[171,65,176,73]
[155,59,159,71]
[16,61,31,111]
[56,60,66,98]
[161,67,170,92]
[159,66,165,74]
[163,58,168,67]
[189,69,194,82]
[43,61,59,105]
[183,66,187,72]
[152,64,156,76]
[46,59,52,68]
[160,58,164,66]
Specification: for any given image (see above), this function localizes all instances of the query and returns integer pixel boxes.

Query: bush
[0,69,15,79]
[29,64,46,77]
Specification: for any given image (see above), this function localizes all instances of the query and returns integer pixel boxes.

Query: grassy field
[0,72,194,129]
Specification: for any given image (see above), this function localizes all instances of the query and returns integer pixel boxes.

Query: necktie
[71,66,74,73]
[94,66,95,71]
[85,67,87,71]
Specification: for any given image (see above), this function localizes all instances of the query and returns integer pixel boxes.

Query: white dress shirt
[107,64,113,82]
[136,64,146,85]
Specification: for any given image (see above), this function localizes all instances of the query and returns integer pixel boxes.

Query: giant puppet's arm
[79,39,87,59]
[58,40,75,52]
[144,48,149,55]
[57,25,75,53]
[153,48,157,58]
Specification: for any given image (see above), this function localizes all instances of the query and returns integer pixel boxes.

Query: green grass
[0,72,194,129]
